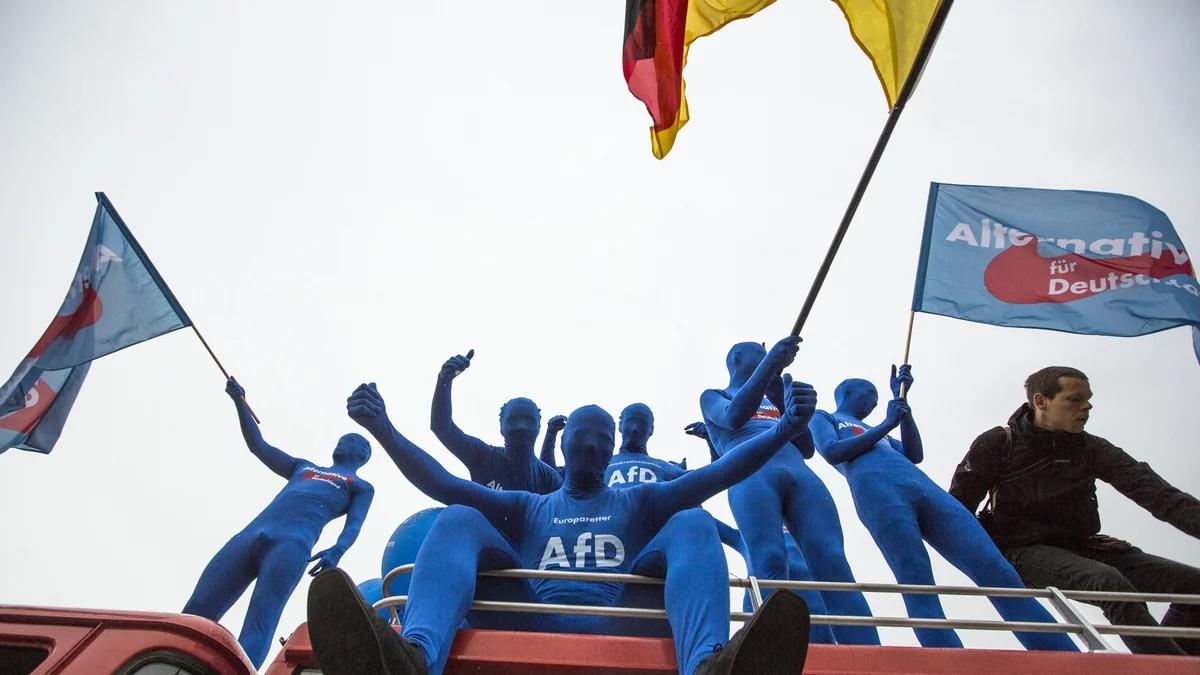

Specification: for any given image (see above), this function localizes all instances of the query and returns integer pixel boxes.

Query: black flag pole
[790,0,956,337]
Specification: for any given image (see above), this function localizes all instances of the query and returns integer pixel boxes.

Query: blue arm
[308,481,375,575]
[226,377,299,479]
[809,411,896,466]
[654,376,815,518]
[430,352,491,467]
[354,383,517,517]
[890,412,924,465]
[539,415,566,469]
[701,336,801,430]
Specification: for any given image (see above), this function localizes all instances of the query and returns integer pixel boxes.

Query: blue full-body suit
[431,350,561,493]
[346,373,817,675]
[701,339,879,646]
[809,367,1076,650]
[183,378,374,667]
[685,421,836,644]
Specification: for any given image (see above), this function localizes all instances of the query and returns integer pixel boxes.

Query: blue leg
[182,530,260,621]
[237,537,311,667]
[920,488,1078,651]
[728,478,789,585]
[401,505,523,675]
[783,538,836,644]
[785,469,880,645]
[853,480,961,648]
[627,509,729,675]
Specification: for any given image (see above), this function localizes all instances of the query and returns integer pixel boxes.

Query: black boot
[307,568,428,675]
[695,591,810,675]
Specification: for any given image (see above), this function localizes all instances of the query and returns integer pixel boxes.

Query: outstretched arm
[653,375,816,517]
[811,400,907,465]
[308,482,375,575]
[539,415,567,468]
[225,377,299,479]
[701,336,801,430]
[430,350,492,466]
[353,383,518,517]
[1095,441,1200,540]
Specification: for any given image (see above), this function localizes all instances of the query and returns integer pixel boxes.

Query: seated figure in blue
[306,378,819,675]
[701,337,878,646]
[431,349,561,494]
[685,421,836,645]
[809,365,1076,651]
[182,377,375,668]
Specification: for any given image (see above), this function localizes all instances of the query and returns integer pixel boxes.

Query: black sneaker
[695,591,810,675]
[307,568,428,675]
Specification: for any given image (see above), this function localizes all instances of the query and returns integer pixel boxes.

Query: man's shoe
[696,591,810,675]
[307,568,428,675]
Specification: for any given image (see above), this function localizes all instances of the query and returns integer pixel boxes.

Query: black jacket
[949,403,1200,550]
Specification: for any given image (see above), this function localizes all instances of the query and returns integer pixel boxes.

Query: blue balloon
[380,507,444,597]
[355,577,392,619]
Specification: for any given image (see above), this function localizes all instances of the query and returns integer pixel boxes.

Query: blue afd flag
[0,193,192,454]
[912,183,1200,360]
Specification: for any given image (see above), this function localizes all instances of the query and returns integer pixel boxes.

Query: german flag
[623,0,688,159]
[624,0,777,159]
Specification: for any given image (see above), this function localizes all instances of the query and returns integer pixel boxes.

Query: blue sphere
[355,577,391,619]
[380,507,444,597]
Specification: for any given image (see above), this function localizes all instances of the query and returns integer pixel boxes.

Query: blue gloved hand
[225,376,245,400]
[777,374,817,437]
[683,421,709,440]
[883,398,911,428]
[307,545,347,576]
[764,336,802,372]
[347,383,392,438]
[890,364,913,399]
[437,349,474,383]
[546,415,567,433]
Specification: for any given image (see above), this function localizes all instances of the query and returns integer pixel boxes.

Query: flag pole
[95,193,260,424]
[190,326,261,424]
[899,310,915,398]
[790,0,955,337]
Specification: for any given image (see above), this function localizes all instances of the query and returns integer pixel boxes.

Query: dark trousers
[1003,542,1200,655]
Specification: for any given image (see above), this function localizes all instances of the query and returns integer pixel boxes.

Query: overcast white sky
[2,0,1197,664]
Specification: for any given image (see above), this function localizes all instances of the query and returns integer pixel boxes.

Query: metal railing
[377,563,1200,653]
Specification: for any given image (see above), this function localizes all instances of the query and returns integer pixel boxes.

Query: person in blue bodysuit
[306,375,819,675]
[685,421,836,644]
[701,337,879,646]
[809,365,1077,651]
[182,377,375,668]
[431,349,561,493]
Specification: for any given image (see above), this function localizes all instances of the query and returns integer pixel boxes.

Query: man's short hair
[1024,366,1089,405]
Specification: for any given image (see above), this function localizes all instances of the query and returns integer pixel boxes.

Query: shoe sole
[308,568,394,675]
[729,591,811,674]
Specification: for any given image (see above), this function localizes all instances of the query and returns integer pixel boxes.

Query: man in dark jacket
[950,366,1200,655]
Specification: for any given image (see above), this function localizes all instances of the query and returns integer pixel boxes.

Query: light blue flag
[912,183,1200,360]
[0,193,191,454]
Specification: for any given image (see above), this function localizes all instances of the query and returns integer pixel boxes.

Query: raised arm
[352,382,517,517]
[810,405,902,466]
[307,481,375,575]
[430,349,492,466]
[1095,440,1200,540]
[225,377,299,479]
[654,375,815,517]
[539,414,567,468]
[888,364,923,464]
[701,336,801,430]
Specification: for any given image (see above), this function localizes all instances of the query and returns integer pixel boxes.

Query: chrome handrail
[376,563,1200,652]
